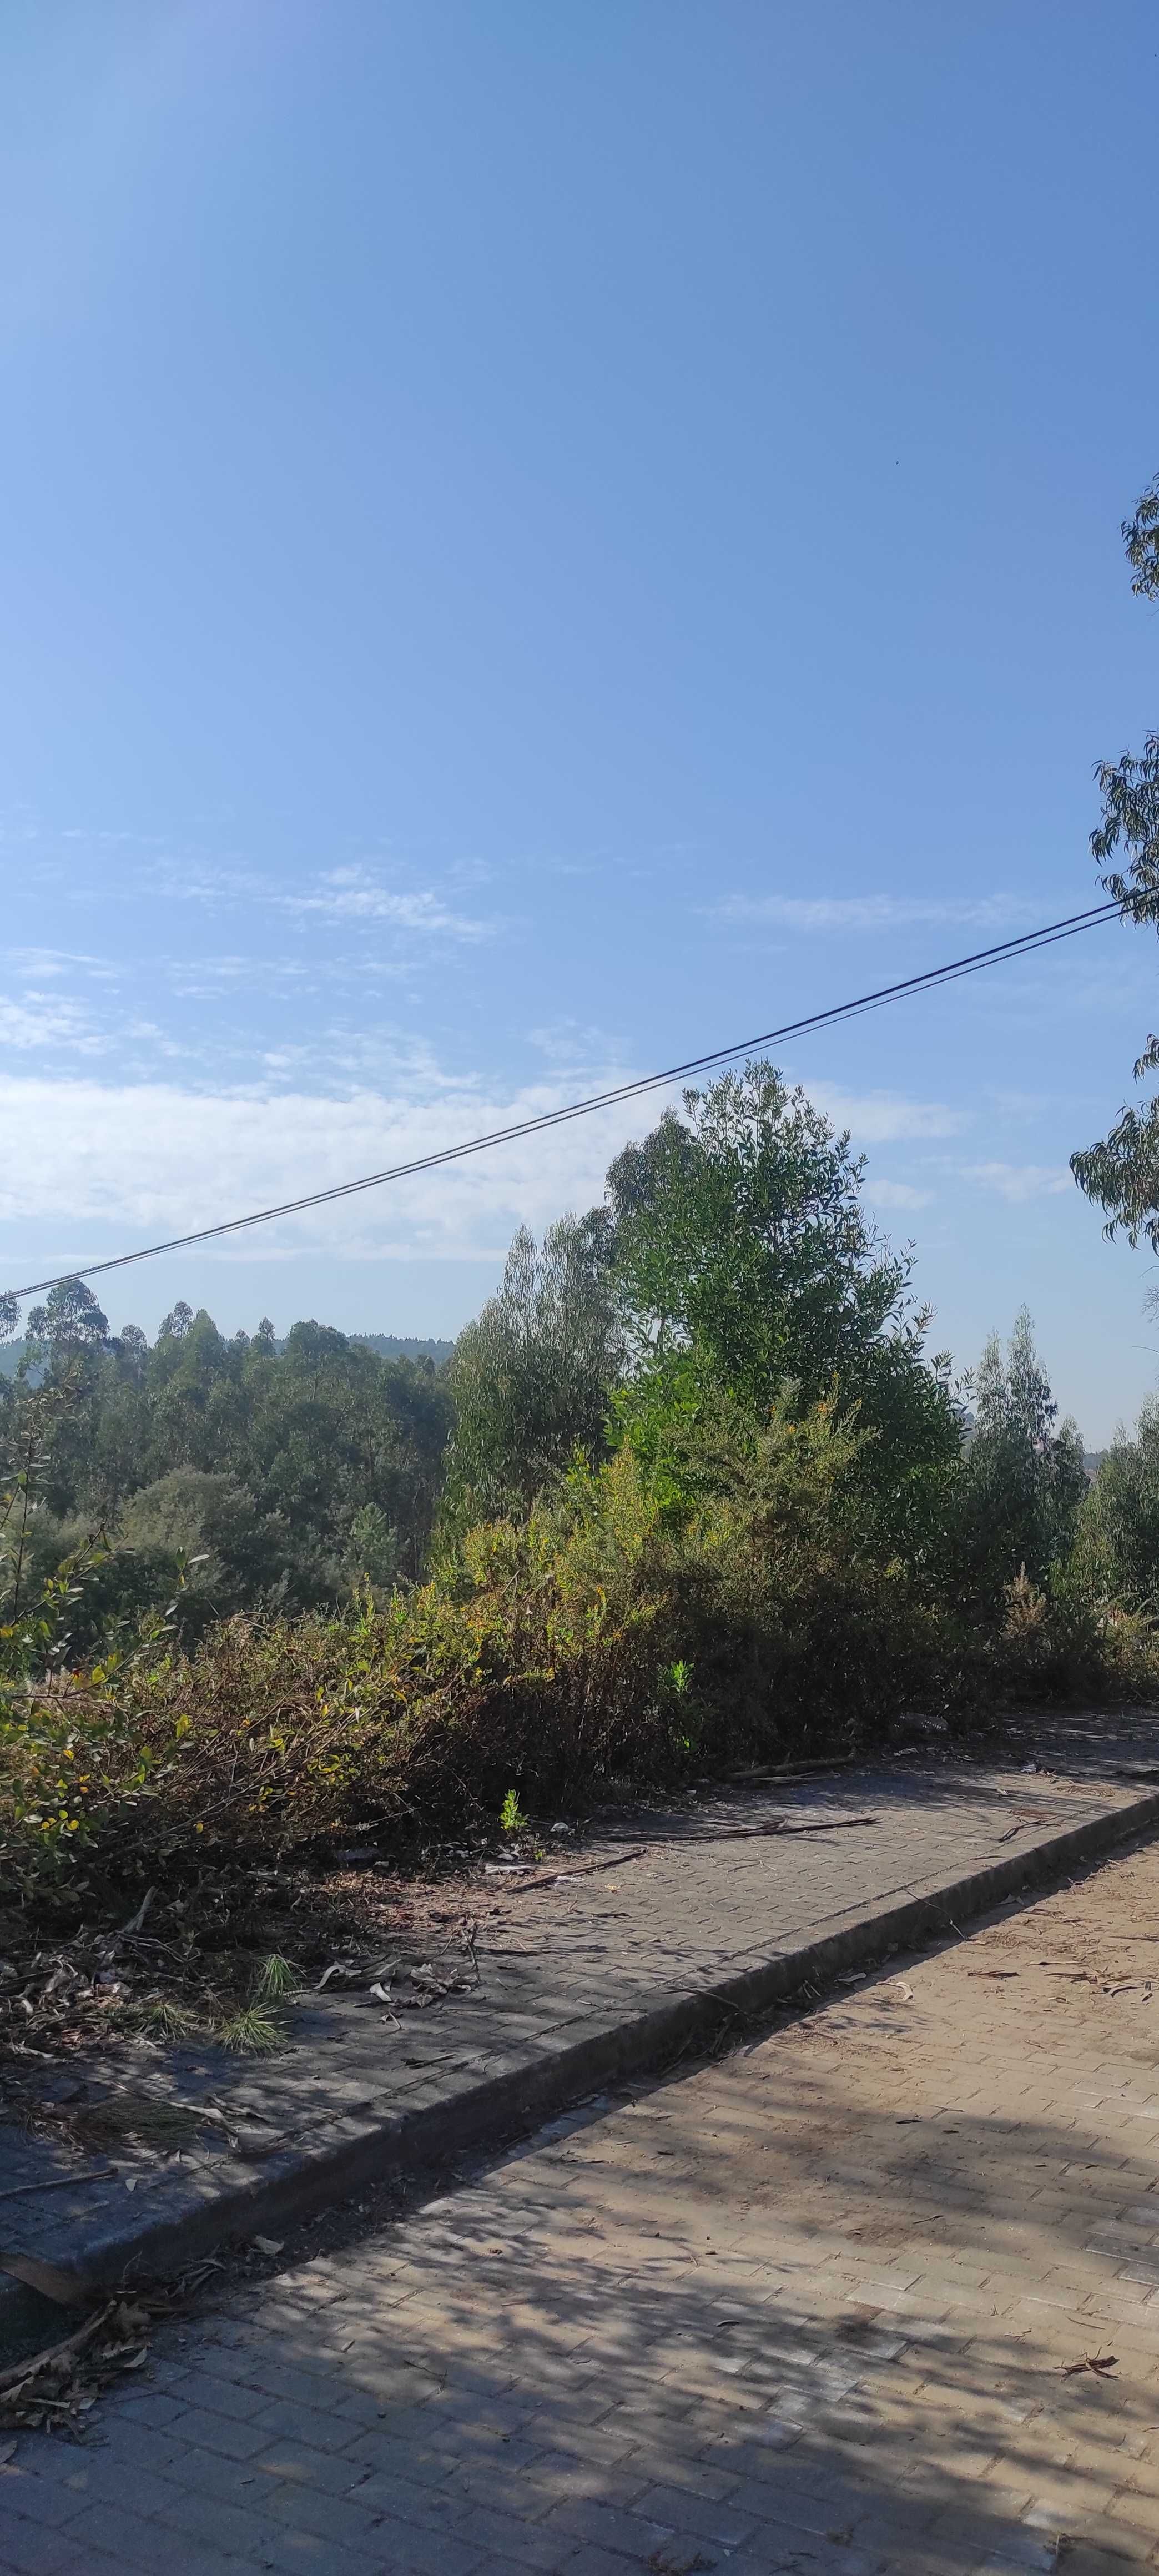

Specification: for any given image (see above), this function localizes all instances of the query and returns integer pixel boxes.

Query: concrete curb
[6,1783,1159,2334]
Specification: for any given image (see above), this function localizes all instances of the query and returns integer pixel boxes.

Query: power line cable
[2,898,1121,1307]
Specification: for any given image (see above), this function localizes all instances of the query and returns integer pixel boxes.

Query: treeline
[0,1296,452,1638]
[4,1060,1155,1649]
[4,1060,1159,1899]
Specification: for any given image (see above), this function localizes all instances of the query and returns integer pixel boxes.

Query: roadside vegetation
[4,1057,1158,1948]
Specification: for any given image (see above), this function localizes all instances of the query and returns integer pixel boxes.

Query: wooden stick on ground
[0,2300,115,2397]
[0,2168,116,2207]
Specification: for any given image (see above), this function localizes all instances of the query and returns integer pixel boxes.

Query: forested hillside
[0,1297,452,1639]
[4,1060,1159,1941]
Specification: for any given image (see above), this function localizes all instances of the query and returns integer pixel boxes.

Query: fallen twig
[501,1848,647,1893]
[648,1815,876,1843]
[0,2167,116,2207]
[780,1815,876,1837]
[725,1755,855,1784]
[99,1888,156,1956]
[0,2300,115,2398]
[556,1847,646,1872]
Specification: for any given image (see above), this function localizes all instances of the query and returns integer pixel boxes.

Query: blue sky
[2,0,1157,1441]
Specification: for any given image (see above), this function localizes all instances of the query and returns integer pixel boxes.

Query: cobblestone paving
[5,1717,1156,2292]
[7,1827,1159,2574]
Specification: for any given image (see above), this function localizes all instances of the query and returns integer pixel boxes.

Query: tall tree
[602,1065,962,1590]
[956,1308,1087,1603]
[1076,1394,1159,1607]
[607,1064,956,1480]
[445,1211,622,1518]
[24,1277,109,1363]
[607,1066,905,1395]
[1072,475,1159,1241]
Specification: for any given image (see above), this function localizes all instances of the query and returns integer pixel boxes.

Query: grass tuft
[140,1998,204,2043]
[215,2004,284,2055]
[251,1952,299,2001]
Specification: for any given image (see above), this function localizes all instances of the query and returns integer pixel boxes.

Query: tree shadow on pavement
[5,1885,1159,2576]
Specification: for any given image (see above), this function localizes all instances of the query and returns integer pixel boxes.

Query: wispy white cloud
[10,947,122,985]
[981,1085,1057,1122]
[965,1161,1072,1203]
[281,867,493,941]
[0,1070,635,1274]
[164,954,317,1003]
[865,1178,934,1210]
[0,993,107,1053]
[140,855,497,944]
[0,1060,979,1300]
[130,950,424,1005]
[527,1019,624,1074]
[714,893,1039,935]
[800,1079,968,1143]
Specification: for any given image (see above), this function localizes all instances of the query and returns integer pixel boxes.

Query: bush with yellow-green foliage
[6,1382,1159,1910]
[1,1393,956,1895]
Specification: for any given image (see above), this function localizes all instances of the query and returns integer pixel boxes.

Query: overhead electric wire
[3,898,1122,1307]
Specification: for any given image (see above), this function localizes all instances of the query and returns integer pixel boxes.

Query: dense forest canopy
[0,1289,452,1637]
[5,1055,1148,1669]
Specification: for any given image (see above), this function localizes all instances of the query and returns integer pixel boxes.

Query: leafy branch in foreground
[1072,474,1159,1242]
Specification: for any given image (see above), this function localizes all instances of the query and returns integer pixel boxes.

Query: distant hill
[350,1334,455,1366]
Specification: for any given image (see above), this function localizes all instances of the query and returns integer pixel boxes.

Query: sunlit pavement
[6,1837,1159,2574]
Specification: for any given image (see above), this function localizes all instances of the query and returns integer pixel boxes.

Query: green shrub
[6,1385,1159,1909]
[0,1396,965,1891]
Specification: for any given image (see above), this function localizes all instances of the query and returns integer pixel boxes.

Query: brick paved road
[7,1718,1156,2296]
[6,1835,1159,2574]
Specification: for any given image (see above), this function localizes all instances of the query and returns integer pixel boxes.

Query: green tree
[18,1280,113,1520]
[955,1308,1086,1606]
[1074,1396,1159,1608]
[122,1467,288,1607]
[1072,475,1159,1241]
[1,1296,452,1627]
[343,1501,400,1591]
[606,1065,959,1537]
[113,1324,149,1377]
[25,1276,109,1364]
[445,1211,622,1518]
[609,1066,910,1392]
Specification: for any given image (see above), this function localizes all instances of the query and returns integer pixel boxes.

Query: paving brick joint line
[3,1710,1159,2329]
[6,1720,1159,2571]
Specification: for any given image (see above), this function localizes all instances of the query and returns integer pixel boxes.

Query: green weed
[215,2004,284,2055]
[251,1952,299,2001]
